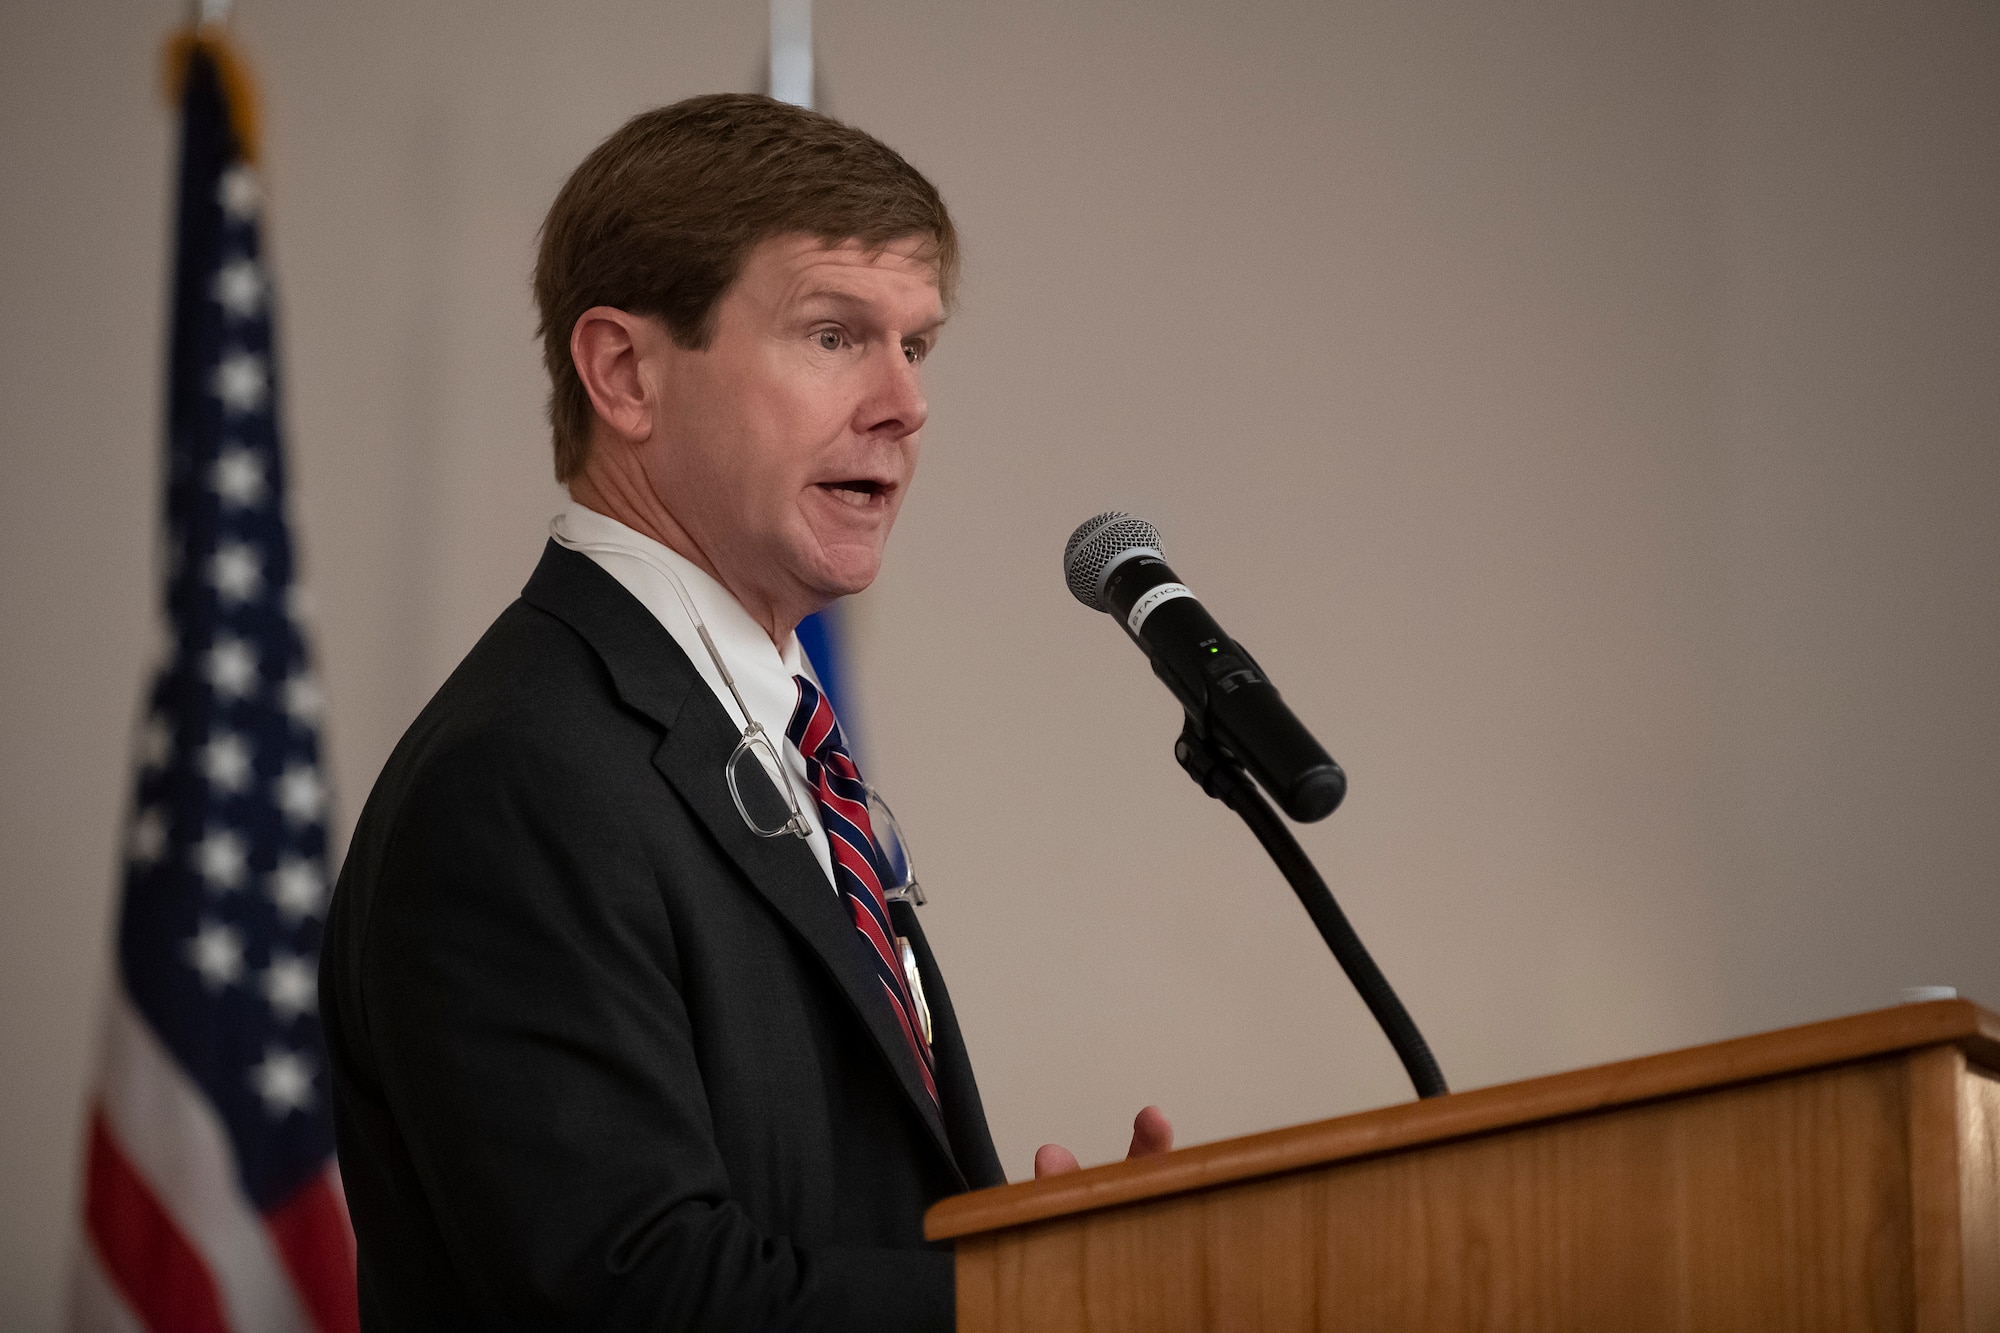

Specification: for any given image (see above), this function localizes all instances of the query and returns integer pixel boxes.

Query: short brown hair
[533,93,959,482]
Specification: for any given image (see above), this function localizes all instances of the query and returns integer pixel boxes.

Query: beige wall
[3,1,1996,1325]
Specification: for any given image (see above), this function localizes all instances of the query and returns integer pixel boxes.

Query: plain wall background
[3,1,1996,1325]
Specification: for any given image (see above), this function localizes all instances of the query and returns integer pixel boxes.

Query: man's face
[638,233,941,623]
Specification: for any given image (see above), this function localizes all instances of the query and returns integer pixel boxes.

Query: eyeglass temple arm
[548,523,816,839]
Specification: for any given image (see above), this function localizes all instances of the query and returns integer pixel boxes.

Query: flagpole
[770,0,812,109]
[768,0,869,747]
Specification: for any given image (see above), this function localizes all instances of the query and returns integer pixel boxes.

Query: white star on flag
[211,542,263,604]
[212,448,268,508]
[261,953,318,1023]
[207,636,259,698]
[269,856,325,923]
[283,673,323,723]
[276,764,327,824]
[212,350,270,415]
[202,732,254,792]
[195,827,248,891]
[128,808,168,866]
[212,256,266,319]
[185,919,246,990]
[249,1046,316,1117]
[217,164,261,220]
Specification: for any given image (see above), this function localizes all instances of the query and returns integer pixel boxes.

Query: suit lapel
[892,900,1006,1190]
[522,543,963,1183]
[646,702,963,1183]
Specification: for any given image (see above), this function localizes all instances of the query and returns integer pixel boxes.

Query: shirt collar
[550,500,813,737]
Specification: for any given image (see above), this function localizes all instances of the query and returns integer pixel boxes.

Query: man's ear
[570,307,660,446]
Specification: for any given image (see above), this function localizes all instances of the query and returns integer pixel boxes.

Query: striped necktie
[785,675,939,1106]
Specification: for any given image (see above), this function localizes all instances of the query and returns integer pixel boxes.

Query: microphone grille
[1063,511,1164,610]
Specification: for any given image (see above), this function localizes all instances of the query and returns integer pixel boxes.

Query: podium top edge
[926,998,2000,1242]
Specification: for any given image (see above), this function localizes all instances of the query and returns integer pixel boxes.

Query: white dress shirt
[550,501,837,890]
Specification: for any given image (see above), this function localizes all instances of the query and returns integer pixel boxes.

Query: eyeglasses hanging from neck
[548,518,923,906]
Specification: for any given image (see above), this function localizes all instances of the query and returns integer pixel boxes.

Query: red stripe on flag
[82,1105,231,1333]
[264,1169,359,1333]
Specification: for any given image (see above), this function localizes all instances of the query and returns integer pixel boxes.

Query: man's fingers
[1127,1105,1174,1159]
[1034,1143,1081,1179]
[1035,1109,1170,1180]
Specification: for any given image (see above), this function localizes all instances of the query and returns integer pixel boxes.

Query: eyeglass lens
[728,735,923,903]
[866,787,922,903]
[727,732,800,838]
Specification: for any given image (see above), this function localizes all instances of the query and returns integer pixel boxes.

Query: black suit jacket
[322,541,1005,1331]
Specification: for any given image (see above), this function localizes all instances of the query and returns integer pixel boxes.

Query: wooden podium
[927,999,2000,1332]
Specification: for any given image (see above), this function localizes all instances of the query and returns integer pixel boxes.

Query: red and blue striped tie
[785,675,939,1107]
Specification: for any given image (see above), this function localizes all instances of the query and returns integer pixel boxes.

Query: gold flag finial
[163,22,261,165]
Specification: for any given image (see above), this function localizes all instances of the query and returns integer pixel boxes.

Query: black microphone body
[1073,517,1346,822]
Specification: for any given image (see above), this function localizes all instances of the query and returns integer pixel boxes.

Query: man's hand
[1033,1105,1174,1179]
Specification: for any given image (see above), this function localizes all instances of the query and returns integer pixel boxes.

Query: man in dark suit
[322,94,1167,1331]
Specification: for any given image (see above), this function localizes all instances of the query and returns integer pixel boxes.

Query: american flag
[71,31,357,1333]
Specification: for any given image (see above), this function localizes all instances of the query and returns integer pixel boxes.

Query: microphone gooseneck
[1065,510,1449,1101]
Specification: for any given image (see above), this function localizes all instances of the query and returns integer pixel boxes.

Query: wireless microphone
[1063,512,1346,822]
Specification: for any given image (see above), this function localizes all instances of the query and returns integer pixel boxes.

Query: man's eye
[817,330,843,351]
[902,341,927,364]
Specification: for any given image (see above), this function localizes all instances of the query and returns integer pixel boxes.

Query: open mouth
[818,479,894,507]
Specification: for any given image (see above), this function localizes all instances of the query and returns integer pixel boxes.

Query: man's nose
[856,344,928,439]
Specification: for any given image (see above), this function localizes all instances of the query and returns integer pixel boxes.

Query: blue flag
[796,605,855,744]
